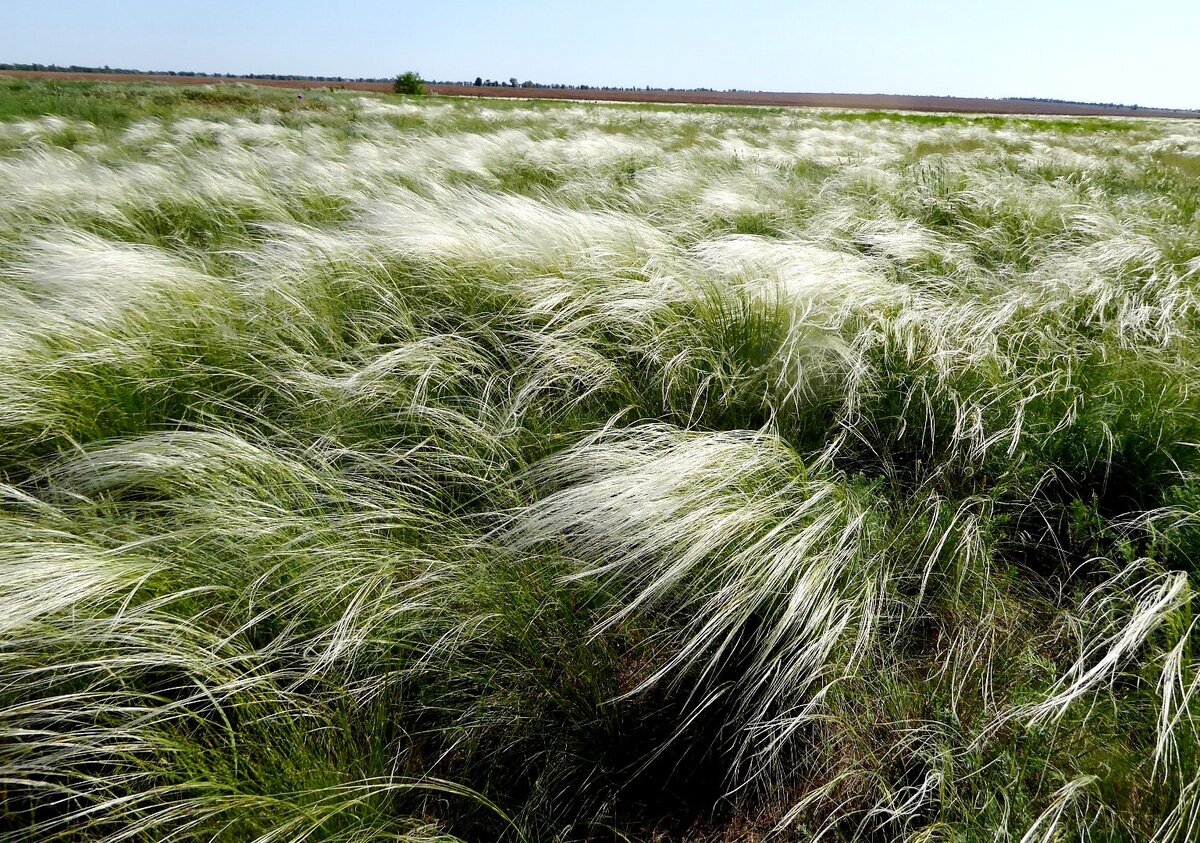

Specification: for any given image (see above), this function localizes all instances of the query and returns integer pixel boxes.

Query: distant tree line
[16,64,1174,111]
[1009,96,1148,111]
[0,63,743,95]
[464,76,731,94]
[0,63,395,84]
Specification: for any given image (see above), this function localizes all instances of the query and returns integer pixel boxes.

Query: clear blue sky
[3,0,1197,109]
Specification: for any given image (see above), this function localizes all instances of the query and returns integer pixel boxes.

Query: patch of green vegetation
[0,77,341,130]
[490,157,566,195]
[3,80,1200,843]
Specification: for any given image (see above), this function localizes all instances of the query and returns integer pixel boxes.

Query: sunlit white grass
[170,116,227,145]
[0,146,172,226]
[1023,560,1191,726]
[504,426,885,777]
[0,514,155,636]
[787,122,910,166]
[0,231,214,332]
[1014,139,1118,175]
[356,186,671,276]
[3,87,1200,842]
[691,235,890,304]
[120,117,166,146]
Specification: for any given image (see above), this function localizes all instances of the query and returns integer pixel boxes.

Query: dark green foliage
[394,72,426,96]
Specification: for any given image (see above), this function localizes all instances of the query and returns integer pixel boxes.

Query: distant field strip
[6,70,1199,117]
[3,79,1200,842]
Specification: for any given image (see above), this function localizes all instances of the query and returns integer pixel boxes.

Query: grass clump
[4,79,1200,841]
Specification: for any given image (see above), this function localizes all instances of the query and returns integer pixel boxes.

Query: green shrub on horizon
[394,71,426,96]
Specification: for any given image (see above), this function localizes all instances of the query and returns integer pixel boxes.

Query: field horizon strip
[3,77,1200,841]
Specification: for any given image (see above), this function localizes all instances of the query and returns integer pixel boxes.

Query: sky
[3,0,1198,109]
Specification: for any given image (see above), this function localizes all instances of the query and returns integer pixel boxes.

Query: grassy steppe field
[3,77,1200,842]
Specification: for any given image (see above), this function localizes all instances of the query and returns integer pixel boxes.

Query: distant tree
[474,76,483,86]
[394,71,426,95]
[509,77,518,87]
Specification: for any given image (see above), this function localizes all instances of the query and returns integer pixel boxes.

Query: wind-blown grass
[3,77,1200,841]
